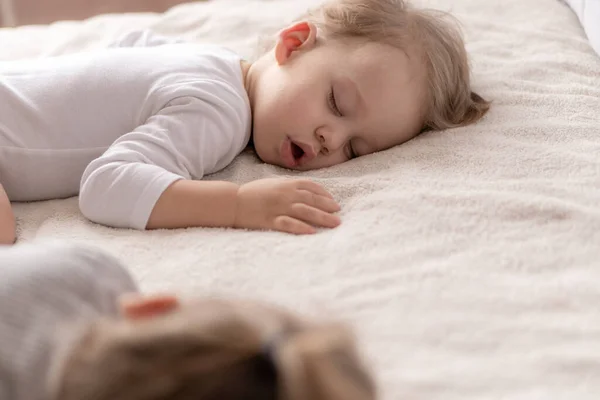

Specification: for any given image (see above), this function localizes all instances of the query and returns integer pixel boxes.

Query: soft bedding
[1,0,599,399]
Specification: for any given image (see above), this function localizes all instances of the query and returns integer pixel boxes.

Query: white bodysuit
[0,30,252,229]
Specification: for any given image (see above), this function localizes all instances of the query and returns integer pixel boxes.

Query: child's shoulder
[0,242,137,302]
[109,29,242,63]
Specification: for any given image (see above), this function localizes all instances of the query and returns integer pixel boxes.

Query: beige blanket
[2,0,600,398]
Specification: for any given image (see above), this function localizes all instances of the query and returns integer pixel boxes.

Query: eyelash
[328,89,343,117]
[328,88,356,159]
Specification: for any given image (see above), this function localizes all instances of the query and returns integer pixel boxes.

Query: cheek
[278,80,322,119]
[280,91,310,118]
[254,77,323,142]
[255,91,296,132]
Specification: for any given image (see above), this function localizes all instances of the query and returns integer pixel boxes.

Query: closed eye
[328,88,343,117]
[346,141,358,160]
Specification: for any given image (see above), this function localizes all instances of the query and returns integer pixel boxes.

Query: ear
[274,21,317,65]
[119,294,180,320]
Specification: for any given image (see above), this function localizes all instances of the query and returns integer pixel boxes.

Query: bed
[2,0,599,398]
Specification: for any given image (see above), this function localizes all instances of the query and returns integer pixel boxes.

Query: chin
[254,149,269,164]
[253,137,283,168]
[252,142,276,166]
[296,164,319,171]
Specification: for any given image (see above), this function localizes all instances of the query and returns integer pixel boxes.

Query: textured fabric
[1,0,599,399]
[0,29,251,229]
[0,242,137,400]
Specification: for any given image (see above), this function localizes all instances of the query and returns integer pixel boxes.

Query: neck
[241,60,253,100]
[241,60,257,145]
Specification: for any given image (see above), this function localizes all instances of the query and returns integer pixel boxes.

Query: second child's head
[246,0,490,171]
[51,296,376,400]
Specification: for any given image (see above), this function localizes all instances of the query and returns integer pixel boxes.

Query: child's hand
[235,179,341,234]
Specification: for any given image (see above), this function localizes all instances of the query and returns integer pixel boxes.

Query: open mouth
[281,138,314,169]
[291,141,305,161]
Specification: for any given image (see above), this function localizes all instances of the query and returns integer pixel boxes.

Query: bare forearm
[0,184,15,245]
[146,180,239,230]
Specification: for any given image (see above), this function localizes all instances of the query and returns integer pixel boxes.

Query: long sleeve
[0,34,250,204]
[79,78,249,230]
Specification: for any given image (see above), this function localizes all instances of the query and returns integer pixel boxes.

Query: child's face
[246,22,428,171]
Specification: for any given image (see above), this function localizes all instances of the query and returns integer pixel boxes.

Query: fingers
[271,179,343,235]
[294,180,335,199]
[292,180,341,212]
[289,203,341,229]
[274,215,316,235]
[296,190,340,213]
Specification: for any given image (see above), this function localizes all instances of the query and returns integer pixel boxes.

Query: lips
[280,137,316,169]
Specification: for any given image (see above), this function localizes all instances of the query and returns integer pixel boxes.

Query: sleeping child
[0,0,489,244]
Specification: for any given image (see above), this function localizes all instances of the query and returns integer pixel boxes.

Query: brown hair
[51,298,376,400]
[278,0,490,132]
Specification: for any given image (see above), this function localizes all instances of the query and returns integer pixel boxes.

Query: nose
[316,126,348,156]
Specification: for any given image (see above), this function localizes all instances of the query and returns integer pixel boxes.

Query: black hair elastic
[260,331,285,369]
[259,328,299,377]
[248,334,283,400]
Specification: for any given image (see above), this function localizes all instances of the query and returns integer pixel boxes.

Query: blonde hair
[279,0,489,132]
[51,298,376,400]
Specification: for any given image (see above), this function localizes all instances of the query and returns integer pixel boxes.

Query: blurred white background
[0,0,194,27]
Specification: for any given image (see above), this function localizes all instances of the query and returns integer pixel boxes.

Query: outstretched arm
[0,184,15,245]
[78,93,238,230]
[79,91,341,234]
[146,178,341,235]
